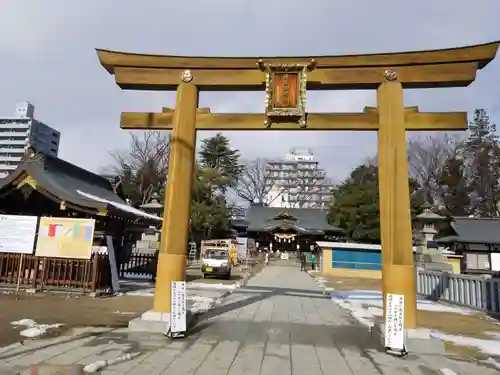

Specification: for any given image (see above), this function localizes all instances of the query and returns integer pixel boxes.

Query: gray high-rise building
[0,102,60,178]
[264,148,333,209]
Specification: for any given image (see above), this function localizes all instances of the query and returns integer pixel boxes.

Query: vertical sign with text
[384,293,405,351]
[171,281,187,333]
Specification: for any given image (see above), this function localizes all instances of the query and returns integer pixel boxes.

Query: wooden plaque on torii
[96,41,499,329]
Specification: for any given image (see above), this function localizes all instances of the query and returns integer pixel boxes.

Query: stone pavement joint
[1,266,498,375]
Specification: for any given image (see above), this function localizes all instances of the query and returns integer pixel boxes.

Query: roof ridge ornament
[23,146,45,165]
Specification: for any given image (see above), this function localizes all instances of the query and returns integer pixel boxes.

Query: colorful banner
[35,217,95,259]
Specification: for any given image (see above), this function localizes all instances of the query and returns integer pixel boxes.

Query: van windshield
[204,250,227,259]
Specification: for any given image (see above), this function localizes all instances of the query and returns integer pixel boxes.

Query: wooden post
[153,80,198,313]
[16,254,24,293]
[377,74,417,329]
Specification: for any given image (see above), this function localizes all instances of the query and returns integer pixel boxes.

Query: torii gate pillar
[377,79,417,327]
[154,82,198,313]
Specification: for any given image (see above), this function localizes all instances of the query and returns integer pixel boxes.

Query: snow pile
[189,296,219,314]
[11,319,63,338]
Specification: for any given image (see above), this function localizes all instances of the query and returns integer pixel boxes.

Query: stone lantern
[413,203,451,271]
[140,192,163,216]
[139,193,163,249]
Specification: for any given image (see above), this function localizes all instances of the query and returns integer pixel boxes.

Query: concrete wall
[445,256,462,273]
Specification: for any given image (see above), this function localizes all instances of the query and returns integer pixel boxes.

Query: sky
[0,0,499,184]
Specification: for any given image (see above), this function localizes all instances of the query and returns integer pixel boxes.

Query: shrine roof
[97,40,499,73]
[0,151,161,222]
[436,217,500,246]
[245,206,343,234]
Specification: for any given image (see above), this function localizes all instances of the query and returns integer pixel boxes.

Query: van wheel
[226,272,231,280]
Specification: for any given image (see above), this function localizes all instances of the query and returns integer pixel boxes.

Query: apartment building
[0,102,60,178]
[264,148,333,209]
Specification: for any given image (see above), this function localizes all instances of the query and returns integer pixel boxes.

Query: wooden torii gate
[97,41,499,329]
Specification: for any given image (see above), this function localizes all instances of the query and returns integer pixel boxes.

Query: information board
[171,281,187,333]
[35,217,95,259]
[384,293,405,351]
[0,215,38,254]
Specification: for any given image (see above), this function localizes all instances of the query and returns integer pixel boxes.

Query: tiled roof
[436,217,500,245]
[245,205,343,234]
[0,151,160,221]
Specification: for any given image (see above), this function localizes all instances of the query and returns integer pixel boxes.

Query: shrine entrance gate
[97,41,499,328]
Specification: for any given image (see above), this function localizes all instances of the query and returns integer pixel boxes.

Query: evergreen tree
[328,165,380,243]
[466,109,500,216]
[189,165,232,245]
[328,164,428,243]
[438,153,471,216]
[409,177,426,217]
[199,134,243,191]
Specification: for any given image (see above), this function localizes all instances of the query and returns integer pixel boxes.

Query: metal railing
[417,269,500,314]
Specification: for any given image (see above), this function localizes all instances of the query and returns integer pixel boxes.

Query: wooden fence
[0,252,110,293]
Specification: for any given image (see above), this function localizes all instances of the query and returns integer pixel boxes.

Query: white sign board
[384,293,405,351]
[0,215,38,254]
[171,281,187,333]
[491,253,500,271]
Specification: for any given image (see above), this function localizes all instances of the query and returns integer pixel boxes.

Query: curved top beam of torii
[96,41,499,91]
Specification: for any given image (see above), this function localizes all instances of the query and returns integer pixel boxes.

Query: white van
[201,248,232,279]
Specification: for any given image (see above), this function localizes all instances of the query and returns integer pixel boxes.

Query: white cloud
[0,0,499,181]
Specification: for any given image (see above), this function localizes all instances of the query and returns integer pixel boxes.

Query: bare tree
[233,158,281,205]
[106,132,171,205]
[407,133,463,203]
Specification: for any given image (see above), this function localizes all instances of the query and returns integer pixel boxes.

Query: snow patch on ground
[122,289,155,297]
[330,289,473,324]
[189,283,239,291]
[312,276,500,363]
[123,280,240,297]
[431,331,500,356]
[11,319,63,338]
[83,352,140,373]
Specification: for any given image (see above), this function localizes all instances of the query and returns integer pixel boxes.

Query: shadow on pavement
[203,285,327,320]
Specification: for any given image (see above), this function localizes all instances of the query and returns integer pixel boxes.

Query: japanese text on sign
[171,281,187,333]
[384,293,405,351]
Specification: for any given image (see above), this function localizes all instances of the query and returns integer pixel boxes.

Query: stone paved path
[0,266,498,375]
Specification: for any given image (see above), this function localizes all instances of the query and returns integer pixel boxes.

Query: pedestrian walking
[265,252,269,266]
[300,252,306,271]
[311,253,316,271]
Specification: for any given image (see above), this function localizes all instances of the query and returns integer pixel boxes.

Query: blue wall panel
[331,248,382,271]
